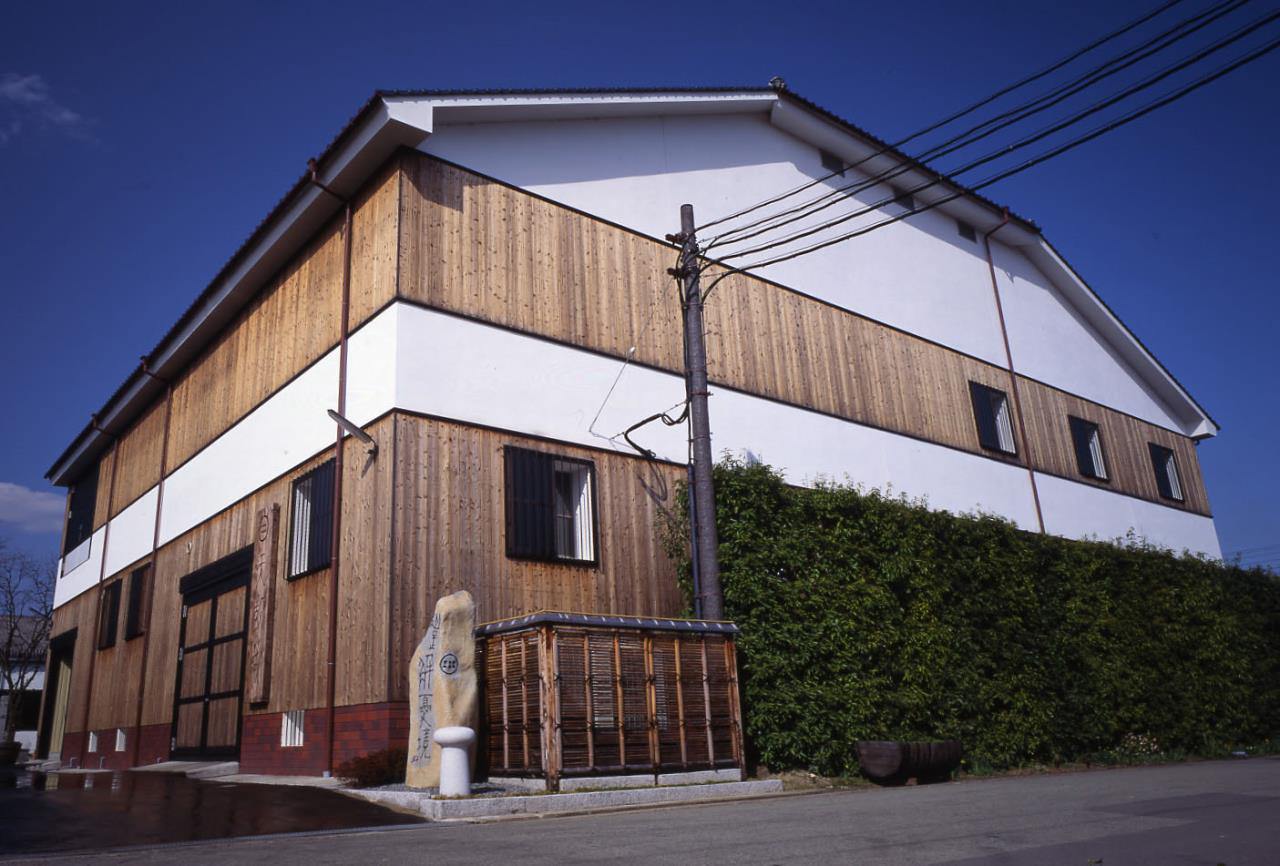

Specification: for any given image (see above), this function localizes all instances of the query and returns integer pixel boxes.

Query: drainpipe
[983,211,1046,534]
[130,362,172,767]
[308,160,352,777]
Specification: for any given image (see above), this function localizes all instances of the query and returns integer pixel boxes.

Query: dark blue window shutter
[505,447,555,560]
[64,463,100,554]
[308,459,336,573]
[969,382,1001,452]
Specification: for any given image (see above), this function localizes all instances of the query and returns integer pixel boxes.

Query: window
[819,149,845,177]
[97,580,122,650]
[124,565,150,640]
[1149,443,1184,501]
[63,463,100,556]
[956,219,977,242]
[287,459,335,579]
[1069,417,1108,481]
[281,709,305,748]
[504,446,598,564]
[969,382,1017,454]
[87,731,99,753]
[115,728,126,752]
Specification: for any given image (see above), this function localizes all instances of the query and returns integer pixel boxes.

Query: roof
[45,82,1217,485]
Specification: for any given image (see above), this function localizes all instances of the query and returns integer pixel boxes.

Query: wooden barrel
[856,740,962,785]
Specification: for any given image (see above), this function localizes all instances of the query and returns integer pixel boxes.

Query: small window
[288,459,336,579]
[1069,417,1108,481]
[819,149,845,177]
[504,446,598,564]
[124,565,150,640]
[281,709,305,748]
[97,580,122,650]
[956,219,977,242]
[64,464,100,556]
[87,731,99,753]
[891,188,915,211]
[115,728,127,752]
[969,382,1017,455]
[1149,443,1184,501]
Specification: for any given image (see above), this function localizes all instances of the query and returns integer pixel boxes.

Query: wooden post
[612,632,626,769]
[538,625,561,792]
[724,636,746,780]
[643,634,659,775]
[245,505,279,705]
[582,633,595,772]
[673,636,688,768]
[700,636,715,766]
[519,636,530,772]
[500,637,510,773]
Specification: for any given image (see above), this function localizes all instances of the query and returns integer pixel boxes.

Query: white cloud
[0,482,65,534]
[0,73,89,144]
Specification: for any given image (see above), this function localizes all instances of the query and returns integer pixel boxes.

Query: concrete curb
[349,779,785,821]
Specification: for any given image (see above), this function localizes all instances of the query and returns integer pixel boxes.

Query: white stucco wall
[54,526,106,607]
[421,112,1192,435]
[1035,472,1221,557]
[102,486,159,577]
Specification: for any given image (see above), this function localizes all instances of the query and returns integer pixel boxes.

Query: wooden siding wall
[109,400,168,517]
[163,159,400,476]
[48,588,99,734]
[92,448,115,531]
[142,447,337,726]
[397,152,1209,515]
[387,413,686,703]
[86,569,148,730]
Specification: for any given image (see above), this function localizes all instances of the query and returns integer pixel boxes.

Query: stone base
[489,768,744,792]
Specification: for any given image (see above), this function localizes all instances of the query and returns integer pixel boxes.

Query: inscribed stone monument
[406,590,477,789]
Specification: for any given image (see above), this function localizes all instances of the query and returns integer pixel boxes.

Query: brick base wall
[238,702,409,776]
[136,723,171,766]
[59,731,84,766]
[82,728,136,770]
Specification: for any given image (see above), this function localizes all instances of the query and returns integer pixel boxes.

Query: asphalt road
[8,758,1279,865]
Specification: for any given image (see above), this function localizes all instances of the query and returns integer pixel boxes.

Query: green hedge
[664,458,1280,774]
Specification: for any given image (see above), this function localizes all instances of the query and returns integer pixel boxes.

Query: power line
[706,0,1251,252]
[693,0,1191,235]
[698,33,1280,295]
[712,15,1280,268]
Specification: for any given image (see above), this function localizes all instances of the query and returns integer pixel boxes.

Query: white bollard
[433,726,475,797]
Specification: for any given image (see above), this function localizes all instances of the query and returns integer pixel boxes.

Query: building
[37,85,1220,775]
[1,616,47,756]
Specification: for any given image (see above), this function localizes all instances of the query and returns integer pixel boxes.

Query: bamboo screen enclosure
[476,612,744,790]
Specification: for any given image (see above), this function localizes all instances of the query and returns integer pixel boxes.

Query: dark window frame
[968,381,1017,456]
[286,459,336,580]
[97,580,122,650]
[63,464,100,556]
[1148,443,1185,502]
[504,446,600,567]
[1068,416,1110,482]
[124,564,150,640]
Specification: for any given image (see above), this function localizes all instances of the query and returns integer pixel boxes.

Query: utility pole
[669,204,724,620]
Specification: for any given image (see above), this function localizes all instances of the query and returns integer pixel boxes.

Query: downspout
[77,415,119,767]
[984,211,1046,534]
[129,363,172,766]
[309,160,351,777]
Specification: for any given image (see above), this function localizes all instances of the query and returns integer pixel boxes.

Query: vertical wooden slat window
[505,447,597,564]
[1148,443,1184,502]
[97,580,122,650]
[287,459,335,579]
[124,564,150,640]
[1068,416,1108,480]
[63,463,100,556]
[969,382,1016,455]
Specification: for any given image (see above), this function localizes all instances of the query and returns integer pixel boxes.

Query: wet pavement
[0,766,422,857]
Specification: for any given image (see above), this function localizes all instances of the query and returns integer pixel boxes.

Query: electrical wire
[693,0,1191,235]
[698,33,1280,297]
[706,0,1251,252]
[712,14,1280,267]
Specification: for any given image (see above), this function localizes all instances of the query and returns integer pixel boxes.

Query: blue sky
[2,0,1277,566]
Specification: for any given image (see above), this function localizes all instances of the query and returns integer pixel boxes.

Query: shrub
[663,458,1280,775]
[336,747,407,788]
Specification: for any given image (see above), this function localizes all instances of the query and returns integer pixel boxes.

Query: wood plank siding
[48,588,99,735]
[396,151,1209,515]
[108,400,167,517]
[387,413,686,703]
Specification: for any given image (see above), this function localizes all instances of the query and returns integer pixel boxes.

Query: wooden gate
[171,548,252,758]
[477,611,744,790]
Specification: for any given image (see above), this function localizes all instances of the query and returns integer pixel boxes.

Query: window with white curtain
[1149,444,1184,502]
[288,459,335,579]
[504,446,598,564]
[1069,416,1108,481]
[969,382,1017,455]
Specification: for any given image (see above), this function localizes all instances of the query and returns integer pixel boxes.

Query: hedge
[663,458,1280,774]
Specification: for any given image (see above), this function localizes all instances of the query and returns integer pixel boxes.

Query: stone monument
[406,590,477,789]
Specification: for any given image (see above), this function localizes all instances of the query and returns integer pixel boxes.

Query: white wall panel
[103,486,159,578]
[54,526,106,608]
[158,351,340,546]
[345,309,399,428]
[993,243,1183,431]
[1035,472,1221,558]
[393,302,1041,530]
[422,114,1009,367]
